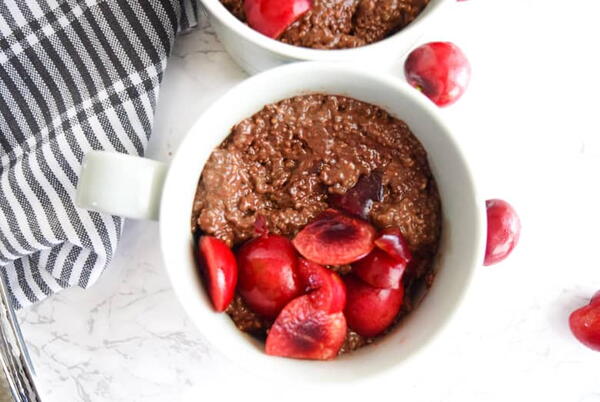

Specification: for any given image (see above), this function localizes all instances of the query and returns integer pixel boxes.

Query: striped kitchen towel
[0,0,199,308]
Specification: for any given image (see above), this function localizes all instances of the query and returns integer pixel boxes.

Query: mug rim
[158,62,485,382]
[198,0,452,61]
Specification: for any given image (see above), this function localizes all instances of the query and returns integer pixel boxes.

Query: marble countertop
[16,1,600,401]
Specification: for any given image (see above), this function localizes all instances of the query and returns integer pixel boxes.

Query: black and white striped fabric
[0,0,198,308]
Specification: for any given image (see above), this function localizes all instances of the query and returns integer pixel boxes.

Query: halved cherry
[244,0,312,39]
[265,295,347,360]
[374,228,412,265]
[236,234,301,318]
[344,276,404,338]
[197,236,238,312]
[296,258,346,313]
[484,199,521,266]
[352,248,406,289]
[292,209,376,266]
[329,172,383,219]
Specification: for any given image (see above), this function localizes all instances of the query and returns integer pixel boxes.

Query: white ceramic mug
[199,0,452,74]
[76,62,485,382]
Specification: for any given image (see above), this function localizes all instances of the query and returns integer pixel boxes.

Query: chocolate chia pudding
[191,94,441,355]
[220,0,431,49]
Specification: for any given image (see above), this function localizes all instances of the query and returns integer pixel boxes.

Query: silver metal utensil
[0,274,41,401]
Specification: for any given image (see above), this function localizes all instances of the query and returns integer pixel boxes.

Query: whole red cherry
[569,292,600,352]
[484,199,521,266]
[236,234,301,318]
[404,41,471,107]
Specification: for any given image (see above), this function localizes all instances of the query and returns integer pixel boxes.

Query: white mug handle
[76,151,168,221]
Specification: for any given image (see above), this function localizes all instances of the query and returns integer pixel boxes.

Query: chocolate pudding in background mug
[198,0,452,73]
[220,0,430,49]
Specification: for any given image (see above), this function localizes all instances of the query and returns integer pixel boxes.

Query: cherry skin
[343,276,404,338]
[569,293,600,352]
[484,199,521,266]
[197,236,238,312]
[296,258,346,313]
[244,0,312,39]
[353,248,406,289]
[404,41,471,107]
[236,234,301,318]
[374,228,412,265]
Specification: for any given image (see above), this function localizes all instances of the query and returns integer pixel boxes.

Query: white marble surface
[16,1,600,401]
